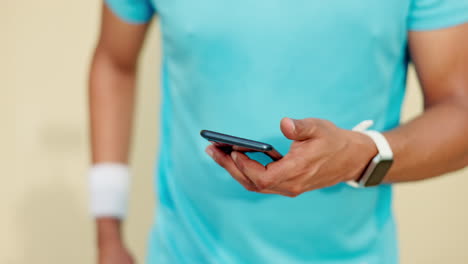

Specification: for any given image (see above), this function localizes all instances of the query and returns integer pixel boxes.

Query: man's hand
[99,241,134,264]
[206,118,378,197]
[96,218,134,264]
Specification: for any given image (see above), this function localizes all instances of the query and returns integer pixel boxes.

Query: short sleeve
[105,0,155,24]
[408,0,468,31]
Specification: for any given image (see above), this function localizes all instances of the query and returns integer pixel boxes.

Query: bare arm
[384,23,468,182]
[207,23,468,197]
[89,4,151,263]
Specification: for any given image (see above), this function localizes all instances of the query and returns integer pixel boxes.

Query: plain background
[2,1,467,263]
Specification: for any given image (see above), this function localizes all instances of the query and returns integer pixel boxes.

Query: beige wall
[2,1,467,263]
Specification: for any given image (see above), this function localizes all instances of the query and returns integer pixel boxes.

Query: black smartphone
[200,130,283,161]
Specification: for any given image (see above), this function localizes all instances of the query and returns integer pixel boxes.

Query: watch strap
[347,121,393,188]
[361,130,393,160]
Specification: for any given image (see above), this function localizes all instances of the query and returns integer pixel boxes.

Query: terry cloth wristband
[89,163,130,219]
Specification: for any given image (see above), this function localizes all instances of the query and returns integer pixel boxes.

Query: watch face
[365,159,393,187]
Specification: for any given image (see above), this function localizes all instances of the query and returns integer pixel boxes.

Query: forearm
[88,48,137,241]
[89,48,137,164]
[384,98,468,183]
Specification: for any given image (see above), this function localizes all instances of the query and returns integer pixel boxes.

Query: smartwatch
[348,130,394,188]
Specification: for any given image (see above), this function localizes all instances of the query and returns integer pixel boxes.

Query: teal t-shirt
[105,1,468,263]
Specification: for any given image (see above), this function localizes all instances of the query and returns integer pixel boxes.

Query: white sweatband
[89,163,130,219]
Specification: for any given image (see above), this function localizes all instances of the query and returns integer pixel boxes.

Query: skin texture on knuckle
[282,189,301,198]
[230,173,252,189]
[214,156,227,169]
[320,119,336,129]
[302,120,319,136]
[214,153,233,170]
[288,186,303,197]
[235,159,246,172]
[245,185,258,192]
[256,177,274,190]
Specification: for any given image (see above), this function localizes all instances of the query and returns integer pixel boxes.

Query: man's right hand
[96,218,133,264]
[99,241,134,264]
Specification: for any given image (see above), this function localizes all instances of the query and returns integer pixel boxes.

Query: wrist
[96,218,124,248]
[348,131,379,182]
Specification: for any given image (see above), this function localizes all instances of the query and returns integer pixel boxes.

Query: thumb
[280,117,319,141]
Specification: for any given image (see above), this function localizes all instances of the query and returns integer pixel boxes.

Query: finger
[207,146,258,191]
[263,156,303,192]
[231,146,254,152]
[206,146,258,191]
[208,147,292,196]
[274,174,340,196]
[231,151,281,190]
[226,152,295,196]
[257,188,297,197]
[280,117,321,141]
[207,147,297,196]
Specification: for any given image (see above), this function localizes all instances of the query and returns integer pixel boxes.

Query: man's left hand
[206,118,378,197]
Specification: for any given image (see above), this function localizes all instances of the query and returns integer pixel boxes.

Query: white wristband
[89,163,130,219]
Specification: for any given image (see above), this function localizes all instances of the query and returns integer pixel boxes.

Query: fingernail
[205,148,214,158]
[231,151,238,161]
[289,118,296,132]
